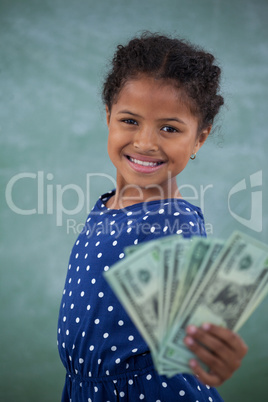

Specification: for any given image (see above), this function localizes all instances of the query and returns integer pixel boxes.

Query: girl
[57,32,248,401]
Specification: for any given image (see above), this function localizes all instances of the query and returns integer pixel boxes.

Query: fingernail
[185,336,194,346]
[187,325,197,334]
[202,323,211,331]
[189,359,197,368]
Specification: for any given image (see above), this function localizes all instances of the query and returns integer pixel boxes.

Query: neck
[106,177,182,210]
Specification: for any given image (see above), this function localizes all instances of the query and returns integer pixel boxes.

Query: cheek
[108,127,131,152]
[107,135,115,160]
[168,141,193,162]
[107,130,122,161]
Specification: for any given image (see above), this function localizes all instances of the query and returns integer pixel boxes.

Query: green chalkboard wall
[1,0,267,400]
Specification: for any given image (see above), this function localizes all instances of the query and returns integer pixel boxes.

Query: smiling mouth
[126,155,164,167]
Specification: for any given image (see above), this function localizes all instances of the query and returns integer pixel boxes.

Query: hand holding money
[104,231,268,379]
[184,323,248,386]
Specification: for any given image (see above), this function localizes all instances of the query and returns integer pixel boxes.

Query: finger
[189,359,224,387]
[186,324,248,358]
[200,323,248,358]
[184,335,230,379]
[185,325,238,367]
[185,324,248,380]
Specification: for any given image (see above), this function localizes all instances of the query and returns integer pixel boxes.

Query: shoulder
[139,198,206,242]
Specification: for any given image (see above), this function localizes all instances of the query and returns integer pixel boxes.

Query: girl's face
[106,75,210,203]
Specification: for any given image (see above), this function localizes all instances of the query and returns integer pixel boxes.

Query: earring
[190,153,196,160]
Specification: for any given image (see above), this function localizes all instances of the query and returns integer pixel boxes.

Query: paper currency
[104,231,268,377]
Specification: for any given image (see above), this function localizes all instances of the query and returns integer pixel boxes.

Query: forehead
[118,75,179,102]
[112,75,198,120]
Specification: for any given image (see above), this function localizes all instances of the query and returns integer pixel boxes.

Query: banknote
[160,232,268,371]
[104,240,162,355]
[164,240,191,330]
[168,238,214,327]
[104,231,268,377]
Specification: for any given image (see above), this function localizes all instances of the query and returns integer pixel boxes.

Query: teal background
[0,0,267,400]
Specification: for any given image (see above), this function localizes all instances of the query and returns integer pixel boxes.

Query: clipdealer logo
[4,171,213,230]
[227,170,262,232]
[5,172,116,226]
[5,170,263,232]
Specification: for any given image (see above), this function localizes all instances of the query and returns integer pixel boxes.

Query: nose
[133,126,159,152]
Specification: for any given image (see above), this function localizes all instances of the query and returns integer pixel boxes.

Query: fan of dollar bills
[104,231,268,377]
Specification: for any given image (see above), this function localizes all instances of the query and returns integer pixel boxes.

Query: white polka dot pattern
[57,191,221,401]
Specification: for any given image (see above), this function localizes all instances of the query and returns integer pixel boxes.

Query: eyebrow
[118,110,142,117]
[117,110,186,125]
[164,117,186,125]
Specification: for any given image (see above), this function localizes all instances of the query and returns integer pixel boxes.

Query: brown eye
[122,119,138,125]
[162,125,178,133]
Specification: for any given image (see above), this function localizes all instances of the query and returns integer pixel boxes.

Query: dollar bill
[168,237,213,326]
[160,231,268,367]
[166,240,192,329]
[234,268,268,332]
[104,231,268,377]
[156,239,224,374]
[104,240,162,356]
[177,239,224,318]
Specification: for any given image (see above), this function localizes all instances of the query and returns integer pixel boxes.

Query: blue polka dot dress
[57,190,224,402]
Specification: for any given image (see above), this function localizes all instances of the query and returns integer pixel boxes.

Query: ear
[105,105,111,127]
[193,125,212,154]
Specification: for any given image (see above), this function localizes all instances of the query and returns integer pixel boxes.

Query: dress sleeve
[138,201,206,244]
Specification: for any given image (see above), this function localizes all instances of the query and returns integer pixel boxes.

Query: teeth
[129,157,159,167]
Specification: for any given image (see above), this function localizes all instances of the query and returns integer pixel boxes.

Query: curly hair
[102,32,224,131]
